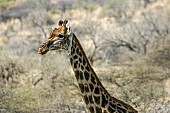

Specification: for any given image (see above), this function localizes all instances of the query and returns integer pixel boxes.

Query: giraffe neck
[66,34,138,113]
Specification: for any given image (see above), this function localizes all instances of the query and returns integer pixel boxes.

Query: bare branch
[33,20,47,39]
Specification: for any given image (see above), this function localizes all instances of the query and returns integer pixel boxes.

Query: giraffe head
[38,20,72,55]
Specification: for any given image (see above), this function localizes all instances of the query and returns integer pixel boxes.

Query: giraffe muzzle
[38,47,49,55]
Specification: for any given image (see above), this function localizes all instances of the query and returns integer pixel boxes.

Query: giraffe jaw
[38,39,63,55]
[48,40,62,50]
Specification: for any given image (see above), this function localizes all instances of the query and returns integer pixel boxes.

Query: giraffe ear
[67,26,72,35]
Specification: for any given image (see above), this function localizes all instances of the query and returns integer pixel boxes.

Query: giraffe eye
[58,34,64,39]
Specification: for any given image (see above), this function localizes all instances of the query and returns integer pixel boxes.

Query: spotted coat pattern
[38,20,138,113]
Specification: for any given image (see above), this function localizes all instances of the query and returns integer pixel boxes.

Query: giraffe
[38,20,138,113]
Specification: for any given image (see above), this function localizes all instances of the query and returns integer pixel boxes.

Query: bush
[0,56,24,87]
[149,40,170,68]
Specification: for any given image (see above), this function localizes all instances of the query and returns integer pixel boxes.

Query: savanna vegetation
[0,0,170,113]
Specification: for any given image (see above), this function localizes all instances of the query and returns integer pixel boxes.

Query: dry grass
[0,0,170,113]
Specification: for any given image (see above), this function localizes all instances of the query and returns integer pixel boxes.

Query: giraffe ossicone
[38,20,138,113]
